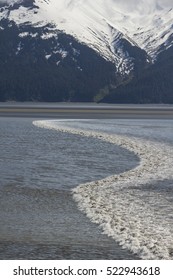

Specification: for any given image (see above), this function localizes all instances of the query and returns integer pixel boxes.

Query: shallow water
[1,117,173,259]
[0,117,139,259]
[34,119,173,260]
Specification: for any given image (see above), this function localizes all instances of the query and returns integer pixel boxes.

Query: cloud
[158,0,173,7]
[111,0,173,14]
[0,0,172,13]
[0,0,21,3]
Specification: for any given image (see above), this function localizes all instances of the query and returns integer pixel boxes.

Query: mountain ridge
[0,0,173,103]
[1,0,173,62]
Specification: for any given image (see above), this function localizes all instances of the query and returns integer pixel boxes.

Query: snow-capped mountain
[1,0,173,62]
[0,0,173,103]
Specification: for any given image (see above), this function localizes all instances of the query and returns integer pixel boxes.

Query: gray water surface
[0,118,139,259]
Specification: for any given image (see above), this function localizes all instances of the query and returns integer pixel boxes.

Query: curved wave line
[33,120,173,259]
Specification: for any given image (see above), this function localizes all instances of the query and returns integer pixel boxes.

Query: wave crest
[33,120,173,259]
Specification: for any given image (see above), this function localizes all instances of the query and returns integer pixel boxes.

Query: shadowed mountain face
[0,0,173,103]
[0,19,118,102]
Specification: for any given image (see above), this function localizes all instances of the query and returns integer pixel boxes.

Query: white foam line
[33,120,173,259]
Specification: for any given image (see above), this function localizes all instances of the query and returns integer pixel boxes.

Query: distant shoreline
[0,103,173,119]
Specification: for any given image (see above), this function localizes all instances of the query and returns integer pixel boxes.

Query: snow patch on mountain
[1,0,173,63]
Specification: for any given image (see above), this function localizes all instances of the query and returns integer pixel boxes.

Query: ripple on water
[34,120,173,260]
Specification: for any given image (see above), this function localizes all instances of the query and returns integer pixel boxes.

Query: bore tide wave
[33,120,173,259]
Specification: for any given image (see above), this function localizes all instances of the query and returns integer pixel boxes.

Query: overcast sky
[0,0,18,3]
[112,0,173,7]
[111,0,173,13]
[0,0,173,11]
[0,0,172,5]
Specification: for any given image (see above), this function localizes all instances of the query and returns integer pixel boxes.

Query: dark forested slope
[102,45,173,104]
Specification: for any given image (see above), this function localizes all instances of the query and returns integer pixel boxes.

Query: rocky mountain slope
[0,0,173,102]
